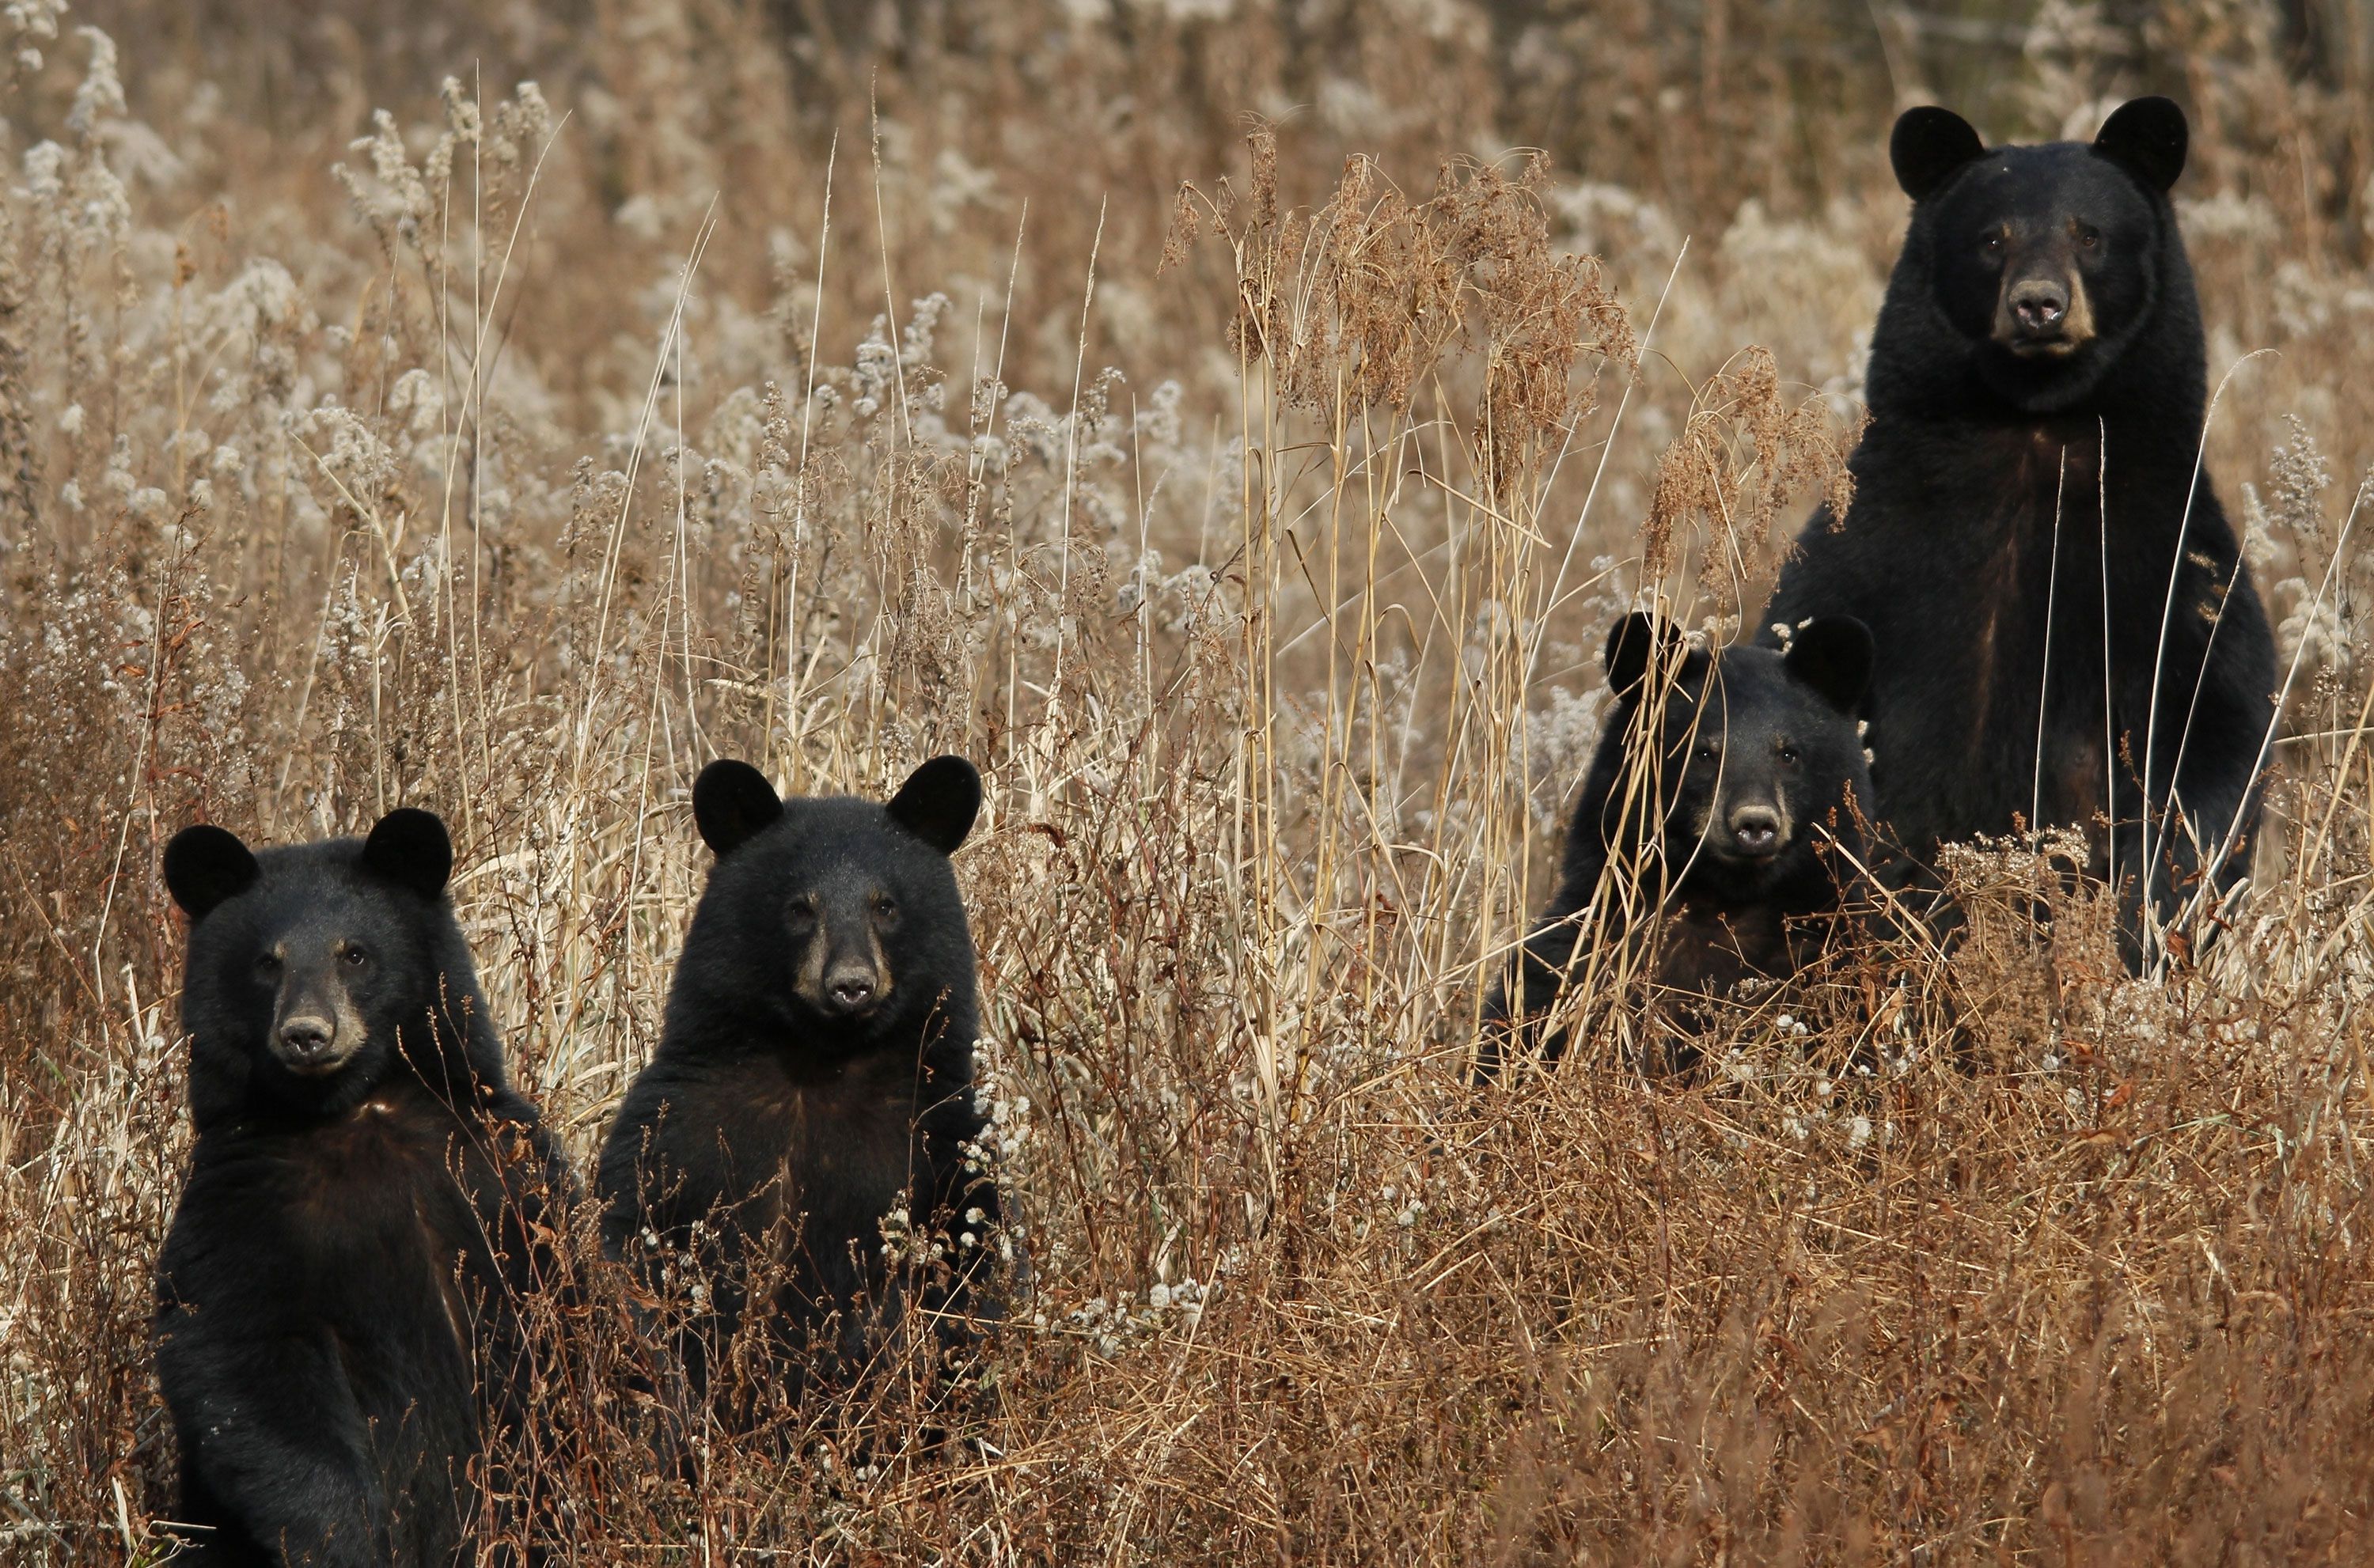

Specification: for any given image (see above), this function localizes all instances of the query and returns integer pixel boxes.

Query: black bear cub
[156,809,570,1566]
[597,756,1000,1422]
[1481,613,1879,1074]
[1758,97,2276,965]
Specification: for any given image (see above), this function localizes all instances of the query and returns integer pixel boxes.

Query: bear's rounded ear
[1603,612,1684,701]
[1890,106,1986,200]
[2094,96,2187,193]
[692,760,784,857]
[163,824,260,920]
[1784,617,1876,714]
[887,755,982,855]
[362,808,455,900]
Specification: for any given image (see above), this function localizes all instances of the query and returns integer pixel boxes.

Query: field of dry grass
[5,0,2374,1560]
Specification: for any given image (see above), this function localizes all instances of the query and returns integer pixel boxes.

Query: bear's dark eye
[2079,229,2099,248]
[252,953,281,979]
[1983,233,2004,254]
[872,896,901,930]
[1693,742,1720,763]
[787,900,817,934]
[342,945,369,968]
[1777,743,1799,765]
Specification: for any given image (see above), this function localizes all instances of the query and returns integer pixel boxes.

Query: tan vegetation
[4,0,2373,1559]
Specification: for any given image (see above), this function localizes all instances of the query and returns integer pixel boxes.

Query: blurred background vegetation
[49,0,2374,224]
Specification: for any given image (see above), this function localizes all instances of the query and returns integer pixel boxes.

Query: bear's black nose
[823,965,879,1014]
[278,1017,334,1059]
[1729,806,1781,858]
[2008,278,2069,334]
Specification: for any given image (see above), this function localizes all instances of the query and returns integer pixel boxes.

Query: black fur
[1760,97,2276,964]
[596,756,999,1421]
[1481,614,1879,1074]
[154,812,570,1566]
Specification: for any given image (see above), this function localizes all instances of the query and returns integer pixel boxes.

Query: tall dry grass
[3,0,2374,1560]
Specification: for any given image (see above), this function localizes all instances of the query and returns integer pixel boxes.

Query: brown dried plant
[1644,345,1860,618]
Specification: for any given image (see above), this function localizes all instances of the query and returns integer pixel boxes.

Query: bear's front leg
[157,1314,392,1566]
[2122,622,2277,959]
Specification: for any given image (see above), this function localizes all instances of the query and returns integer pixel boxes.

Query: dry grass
[4,1,2374,1561]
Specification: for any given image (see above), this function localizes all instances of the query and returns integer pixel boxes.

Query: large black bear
[156,810,571,1566]
[1758,97,2277,964]
[1480,612,1879,1076]
[596,756,1001,1424]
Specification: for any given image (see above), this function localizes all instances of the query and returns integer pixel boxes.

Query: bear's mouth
[275,1042,362,1076]
[1707,839,1785,868]
[2002,331,2084,360]
[275,1039,363,1077]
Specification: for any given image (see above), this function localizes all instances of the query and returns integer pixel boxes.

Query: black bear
[1480,612,1879,1075]
[596,756,1001,1424]
[155,809,571,1566]
[1758,97,2277,965]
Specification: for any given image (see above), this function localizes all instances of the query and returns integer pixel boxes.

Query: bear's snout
[1995,268,2095,355]
[276,1015,334,1066]
[794,902,897,1021]
[821,957,882,1017]
[271,1009,355,1074]
[258,944,373,1077]
[2008,278,2067,332]
[1727,803,1784,860]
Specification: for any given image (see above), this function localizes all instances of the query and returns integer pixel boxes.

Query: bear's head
[1602,614,1876,902]
[1882,96,2192,414]
[164,809,498,1123]
[677,756,982,1054]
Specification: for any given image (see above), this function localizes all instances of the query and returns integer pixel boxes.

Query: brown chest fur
[722,1051,921,1259]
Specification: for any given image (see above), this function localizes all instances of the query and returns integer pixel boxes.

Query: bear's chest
[1845,422,2122,812]
[1962,422,2106,605]
[301,1104,502,1290]
[720,1059,920,1247]
[1655,900,1796,993]
[2000,420,2103,494]
[279,1093,487,1221]
[1905,417,2194,666]
[207,1098,496,1418]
